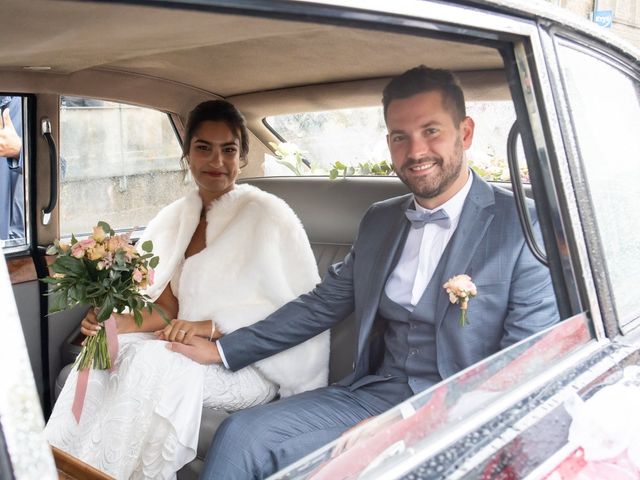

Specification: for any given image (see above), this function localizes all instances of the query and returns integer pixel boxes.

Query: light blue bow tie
[405,208,451,229]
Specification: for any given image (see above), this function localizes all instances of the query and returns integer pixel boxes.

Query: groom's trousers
[200,380,413,479]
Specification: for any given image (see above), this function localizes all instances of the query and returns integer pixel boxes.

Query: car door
[2,91,189,417]
[2,93,53,411]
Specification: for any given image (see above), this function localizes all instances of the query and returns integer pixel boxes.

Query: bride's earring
[182,155,193,184]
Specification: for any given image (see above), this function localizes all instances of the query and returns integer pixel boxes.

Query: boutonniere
[443,274,477,327]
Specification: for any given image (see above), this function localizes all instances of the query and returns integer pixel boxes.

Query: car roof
[2,0,506,97]
[1,0,636,148]
[3,0,635,100]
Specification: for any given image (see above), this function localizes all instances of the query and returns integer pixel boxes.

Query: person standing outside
[0,96,25,241]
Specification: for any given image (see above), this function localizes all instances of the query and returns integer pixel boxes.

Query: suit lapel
[434,174,495,330]
[357,196,412,356]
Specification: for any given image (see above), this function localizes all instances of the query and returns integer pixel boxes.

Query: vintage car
[0,0,638,478]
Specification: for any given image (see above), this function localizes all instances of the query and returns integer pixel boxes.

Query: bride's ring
[177,329,186,335]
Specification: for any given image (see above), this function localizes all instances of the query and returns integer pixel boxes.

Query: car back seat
[54,176,409,479]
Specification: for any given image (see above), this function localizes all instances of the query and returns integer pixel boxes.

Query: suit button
[410,349,418,356]
[384,373,392,378]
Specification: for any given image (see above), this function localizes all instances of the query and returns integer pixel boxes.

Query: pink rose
[71,243,85,258]
[79,238,96,249]
[443,274,477,327]
[132,268,143,283]
[147,268,155,286]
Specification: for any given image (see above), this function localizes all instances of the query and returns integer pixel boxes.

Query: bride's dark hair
[181,100,250,168]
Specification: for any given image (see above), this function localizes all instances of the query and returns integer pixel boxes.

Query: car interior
[3,0,638,478]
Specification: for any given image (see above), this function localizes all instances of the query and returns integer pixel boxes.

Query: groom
[177,65,559,478]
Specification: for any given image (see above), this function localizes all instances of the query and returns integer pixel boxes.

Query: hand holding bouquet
[44,221,164,370]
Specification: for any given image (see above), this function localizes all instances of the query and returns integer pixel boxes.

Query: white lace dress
[45,258,277,480]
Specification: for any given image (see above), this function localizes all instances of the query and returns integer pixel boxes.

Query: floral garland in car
[268,142,394,178]
[267,141,528,182]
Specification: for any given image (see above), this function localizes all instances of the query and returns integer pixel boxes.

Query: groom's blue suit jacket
[220,173,559,385]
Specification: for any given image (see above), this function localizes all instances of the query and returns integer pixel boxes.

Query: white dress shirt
[385,172,473,310]
[219,171,474,366]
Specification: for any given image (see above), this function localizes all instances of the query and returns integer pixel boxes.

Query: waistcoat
[376,239,455,394]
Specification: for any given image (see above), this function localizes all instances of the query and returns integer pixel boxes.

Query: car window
[557,44,640,326]
[264,101,527,182]
[59,97,190,237]
[272,314,592,479]
[0,95,27,251]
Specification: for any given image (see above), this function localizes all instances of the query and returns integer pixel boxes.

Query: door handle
[41,118,58,226]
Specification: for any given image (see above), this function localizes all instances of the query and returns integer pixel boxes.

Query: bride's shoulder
[235,184,301,224]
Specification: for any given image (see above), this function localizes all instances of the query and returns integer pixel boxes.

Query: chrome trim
[40,117,51,135]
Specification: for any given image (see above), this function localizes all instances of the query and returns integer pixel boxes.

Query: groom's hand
[166,335,223,365]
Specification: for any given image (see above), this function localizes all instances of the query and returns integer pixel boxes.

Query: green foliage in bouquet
[43,221,165,370]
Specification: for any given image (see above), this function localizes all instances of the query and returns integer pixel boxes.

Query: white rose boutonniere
[443,274,477,327]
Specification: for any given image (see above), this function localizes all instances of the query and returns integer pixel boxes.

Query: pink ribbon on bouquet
[71,315,119,423]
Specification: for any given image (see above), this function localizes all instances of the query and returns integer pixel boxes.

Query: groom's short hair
[382,65,466,124]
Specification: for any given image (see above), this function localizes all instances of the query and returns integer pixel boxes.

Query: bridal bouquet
[44,221,162,370]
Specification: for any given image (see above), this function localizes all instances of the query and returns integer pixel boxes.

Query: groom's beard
[396,135,465,201]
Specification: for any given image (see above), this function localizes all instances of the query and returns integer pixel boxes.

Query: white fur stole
[139,184,329,396]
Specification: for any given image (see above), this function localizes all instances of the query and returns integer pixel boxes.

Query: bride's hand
[154,319,212,344]
[80,308,101,337]
[166,335,223,365]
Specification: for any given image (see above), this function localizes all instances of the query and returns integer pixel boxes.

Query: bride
[45,100,330,479]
